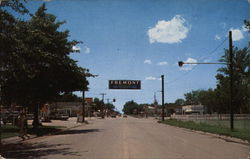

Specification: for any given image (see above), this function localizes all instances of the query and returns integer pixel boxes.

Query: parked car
[123,114,127,118]
[111,114,116,118]
[49,112,69,120]
[56,113,69,120]
[2,111,19,125]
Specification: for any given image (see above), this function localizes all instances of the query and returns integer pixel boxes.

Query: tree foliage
[174,98,185,106]
[216,47,250,113]
[122,100,141,115]
[105,103,115,111]
[56,92,82,102]
[0,1,29,107]
[181,47,250,114]
[0,2,93,128]
[92,98,103,111]
[1,3,91,104]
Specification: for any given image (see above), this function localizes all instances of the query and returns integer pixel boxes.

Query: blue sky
[17,0,249,112]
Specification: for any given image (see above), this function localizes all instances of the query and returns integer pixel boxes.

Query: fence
[171,114,250,130]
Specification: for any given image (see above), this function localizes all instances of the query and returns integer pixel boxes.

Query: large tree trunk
[32,103,40,130]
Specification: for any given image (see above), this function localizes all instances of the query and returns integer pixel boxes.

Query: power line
[166,37,228,85]
[198,37,228,61]
[166,66,199,84]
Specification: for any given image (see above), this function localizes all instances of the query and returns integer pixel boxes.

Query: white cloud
[230,28,244,41]
[215,34,221,40]
[84,46,90,54]
[144,59,152,64]
[147,15,190,44]
[145,76,160,80]
[72,46,81,51]
[157,61,168,66]
[180,57,197,71]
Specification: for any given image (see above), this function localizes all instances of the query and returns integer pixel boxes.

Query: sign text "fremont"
[109,80,141,89]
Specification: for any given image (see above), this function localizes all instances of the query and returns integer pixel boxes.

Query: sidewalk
[2,117,95,144]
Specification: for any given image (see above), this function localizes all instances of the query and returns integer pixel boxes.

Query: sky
[14,0,249,112]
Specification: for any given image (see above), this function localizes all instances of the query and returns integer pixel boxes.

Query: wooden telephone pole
[161,75,165,121]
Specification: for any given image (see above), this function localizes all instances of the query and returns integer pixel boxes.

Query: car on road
[111,114,116,118]
[123,114,127,118]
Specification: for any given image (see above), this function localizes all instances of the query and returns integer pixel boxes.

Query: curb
[190,129,250,145]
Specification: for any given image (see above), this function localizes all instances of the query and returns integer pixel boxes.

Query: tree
[122,100,139,115]
[197,89,220,114]
[184,90,201,105]
[56,92,82,102]
[216,47,250,113]
[105,103,115,111]
[1,3,93,129]
[92,98,102,112]
[174,98,185,106]
[0,0,29,103]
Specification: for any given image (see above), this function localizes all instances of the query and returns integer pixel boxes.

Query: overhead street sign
[109,80,141,89]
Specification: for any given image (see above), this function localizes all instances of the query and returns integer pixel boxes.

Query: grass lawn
[196,119,250,130]
[161,119,250,142]
[1,124,65,139]
[1,124,19,138]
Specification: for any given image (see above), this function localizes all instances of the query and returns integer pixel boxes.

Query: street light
[178,32,234,131]
[178,31,234,131]
[178,61,227,67]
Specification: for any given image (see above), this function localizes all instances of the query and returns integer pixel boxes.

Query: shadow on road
[1,142,80,159]
[58,128,101,135]
[1,129,101,158]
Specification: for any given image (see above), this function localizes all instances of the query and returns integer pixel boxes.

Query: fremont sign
[109,80,141,89]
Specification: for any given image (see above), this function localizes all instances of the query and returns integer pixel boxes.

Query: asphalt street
[2,117,250,159]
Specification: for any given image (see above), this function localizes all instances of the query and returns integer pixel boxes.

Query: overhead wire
[166,37,228,85]
[85,37,229,102]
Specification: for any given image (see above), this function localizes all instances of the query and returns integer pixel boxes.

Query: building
[182,105,205,114]
[49,101,92,117]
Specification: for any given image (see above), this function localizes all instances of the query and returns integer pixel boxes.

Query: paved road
[2,117,250,159]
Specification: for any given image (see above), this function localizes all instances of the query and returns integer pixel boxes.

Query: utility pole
[100,93,106,118]
[161,75,165,121]
[0,86,2,148]
[229,31,234,130]
[82,89,85,123]
[106,98,110,117]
